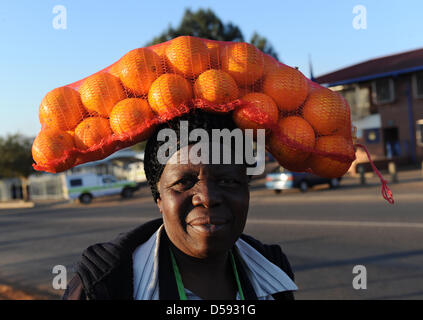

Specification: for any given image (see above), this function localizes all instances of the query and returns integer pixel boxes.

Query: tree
[0,134,35,201]
[148,8,244,45]
[250,32,279,61]
[147,8,279,59]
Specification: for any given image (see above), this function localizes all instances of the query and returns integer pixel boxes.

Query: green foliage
[0,134,35,179]
[148,8,244,44]
[250,32,279,61]
[147,8,279,59]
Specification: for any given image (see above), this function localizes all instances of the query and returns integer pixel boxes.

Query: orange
[194,69,239,105]
[32,128,76,172]
[308,80,321,94]
[117,48,164,96]
[206,41,221,69]
[337,118,353,139]
[74,117,113,150]
[263,65,309,112]
[79,73,127,117]
[263,54,280,75]
[280,158,311,173]
[109,98,155,140]
[165,36,210,77]
[66,130,75,139]
[233,93,279,134]
[309,135,355,178]
[150,42,169,57]
[150,42,172,73]
[303,87,349,136]
[269,116,316,165]
[108,62,121,78]
[221,42,264,87]
[39,87,86,131]
[148,74,193,115]
[238,87,253,98]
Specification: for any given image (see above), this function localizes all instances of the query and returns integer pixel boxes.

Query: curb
[0,201,35,209]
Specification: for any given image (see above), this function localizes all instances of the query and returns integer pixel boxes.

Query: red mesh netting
[33,36,363,186]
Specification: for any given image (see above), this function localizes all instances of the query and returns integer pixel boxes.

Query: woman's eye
[173,177,196,190]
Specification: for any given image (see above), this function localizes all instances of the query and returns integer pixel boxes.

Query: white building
[0,177,24,201]
[0,148,145,201]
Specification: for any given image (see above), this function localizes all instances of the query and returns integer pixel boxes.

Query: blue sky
[1,0,422,137]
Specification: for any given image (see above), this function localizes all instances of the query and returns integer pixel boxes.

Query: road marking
[54,216,156,223]
[247,219,423,229]
[53,217,423,229]
[250,192,422,203]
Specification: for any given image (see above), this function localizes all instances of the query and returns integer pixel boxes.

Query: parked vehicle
[265,166,341,193]
[66,173,139,204]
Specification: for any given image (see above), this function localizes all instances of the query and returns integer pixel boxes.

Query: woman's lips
[187,216,230,234]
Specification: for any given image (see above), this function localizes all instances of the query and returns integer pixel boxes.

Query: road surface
[1,172,422,299]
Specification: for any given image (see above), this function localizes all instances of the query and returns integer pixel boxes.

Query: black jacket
[62,218,295,300]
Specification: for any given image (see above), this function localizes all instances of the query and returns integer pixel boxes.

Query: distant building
[315,48,423,168]
[0,177,24,201]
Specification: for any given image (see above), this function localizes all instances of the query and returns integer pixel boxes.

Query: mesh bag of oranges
[33,35,393,201]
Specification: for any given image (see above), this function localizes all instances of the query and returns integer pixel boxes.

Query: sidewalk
[0,200,34,209]
[0,284,55,300]
[0,199,71,211]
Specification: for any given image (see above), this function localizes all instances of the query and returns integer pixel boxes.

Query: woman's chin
[186,225,235,256]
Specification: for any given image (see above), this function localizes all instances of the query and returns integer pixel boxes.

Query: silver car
[265,166,341,194]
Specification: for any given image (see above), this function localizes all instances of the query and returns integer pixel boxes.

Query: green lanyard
[169,248,245,300]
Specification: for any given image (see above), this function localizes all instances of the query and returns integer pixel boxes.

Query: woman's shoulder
[239,233,295,281]
[62,218,163,300]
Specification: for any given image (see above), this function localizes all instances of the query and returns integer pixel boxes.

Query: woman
[63,110,297,300]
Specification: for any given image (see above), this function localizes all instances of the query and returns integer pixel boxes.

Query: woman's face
[157,144,250,259]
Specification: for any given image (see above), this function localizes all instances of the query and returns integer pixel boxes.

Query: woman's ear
[156,181,163,214]
[157,197,163,214]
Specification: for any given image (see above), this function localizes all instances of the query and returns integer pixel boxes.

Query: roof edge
[322,65,423,87]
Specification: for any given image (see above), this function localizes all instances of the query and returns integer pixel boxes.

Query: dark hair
[144,109,253,202]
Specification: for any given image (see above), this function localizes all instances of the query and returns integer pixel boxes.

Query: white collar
[234,238,298,297]
[132,225,297,300]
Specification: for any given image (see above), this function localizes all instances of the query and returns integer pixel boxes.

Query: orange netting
[32,36,392,201]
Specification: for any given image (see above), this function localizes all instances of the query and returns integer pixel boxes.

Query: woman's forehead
[166,141,244,166]
[162,143,246,178]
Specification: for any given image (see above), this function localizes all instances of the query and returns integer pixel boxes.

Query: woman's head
[144,110,251,259]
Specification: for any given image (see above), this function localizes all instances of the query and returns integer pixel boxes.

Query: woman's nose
[192,180,222,208]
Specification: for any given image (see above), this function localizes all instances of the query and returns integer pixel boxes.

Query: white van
[66,174,139,204]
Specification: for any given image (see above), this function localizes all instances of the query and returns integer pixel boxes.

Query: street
[1,172,422,300]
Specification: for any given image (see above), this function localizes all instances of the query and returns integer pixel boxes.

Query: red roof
[315,47,423,85]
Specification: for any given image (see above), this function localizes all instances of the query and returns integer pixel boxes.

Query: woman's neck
[169,241,237,299]
[169,241,230,275]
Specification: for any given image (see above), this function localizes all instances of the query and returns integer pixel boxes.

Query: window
[413,71,423,98]
[102,177,116,184]
[372,78,395,104]
[340,85,371,121]
[363,128,380,144]
[417,120,423,147]
[69,179,82,187]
